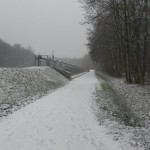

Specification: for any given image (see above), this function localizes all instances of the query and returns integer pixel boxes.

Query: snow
[71,72,87,79]
[0,66,69,118]
[95,72,150,150]
[0,71,121,150]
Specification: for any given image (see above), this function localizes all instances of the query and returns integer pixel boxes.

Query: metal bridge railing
[36,55,84,78]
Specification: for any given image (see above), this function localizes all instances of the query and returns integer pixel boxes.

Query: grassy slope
[94,72,150,150]
[0,67,69,117]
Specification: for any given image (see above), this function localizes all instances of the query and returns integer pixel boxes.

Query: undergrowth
[96,72,141,127]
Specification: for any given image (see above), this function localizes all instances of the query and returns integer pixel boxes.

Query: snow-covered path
[0,71,121,150]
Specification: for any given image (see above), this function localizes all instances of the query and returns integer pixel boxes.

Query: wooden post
[38,55,40,66]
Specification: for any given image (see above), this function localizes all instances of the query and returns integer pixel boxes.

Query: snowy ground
[0,67,69,118]
[71,72,87,79]
[95,72,150,150]
[108,76,150,127]
[0,71,122,150]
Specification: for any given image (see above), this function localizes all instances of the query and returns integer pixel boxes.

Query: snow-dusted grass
[94,72,150,150]
[97,73,140,127]
[0,66,69,118]
[109,77,150,127]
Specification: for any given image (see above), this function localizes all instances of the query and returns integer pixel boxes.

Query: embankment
[0,66,69,117]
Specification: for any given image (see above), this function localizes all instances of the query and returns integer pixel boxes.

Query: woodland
[80,0,150,84]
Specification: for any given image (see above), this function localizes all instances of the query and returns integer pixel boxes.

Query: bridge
[37,55,85,79]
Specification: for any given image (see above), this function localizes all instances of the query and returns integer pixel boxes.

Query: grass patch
[96,73,141,127]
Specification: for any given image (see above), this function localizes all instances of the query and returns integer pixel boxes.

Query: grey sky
[0,0,87,58]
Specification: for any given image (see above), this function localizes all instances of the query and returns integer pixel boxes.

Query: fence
[36,55,84,79]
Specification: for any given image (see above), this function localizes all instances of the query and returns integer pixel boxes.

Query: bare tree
[80,0,150,84]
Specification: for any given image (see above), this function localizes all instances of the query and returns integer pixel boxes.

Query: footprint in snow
[48,127,52,131]
[49,139,56,145]
[67,140,73,149]
[91,138,105,148]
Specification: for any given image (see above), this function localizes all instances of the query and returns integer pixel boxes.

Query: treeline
[0,39,36,67]
[80,0,150,84]
[58,54,93,71]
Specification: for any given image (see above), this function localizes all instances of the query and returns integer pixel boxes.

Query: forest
[80,0,150,84]
[0,39,91,71]
[0,39,36,67]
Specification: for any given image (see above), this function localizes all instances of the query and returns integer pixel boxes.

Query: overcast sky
[0,0,88,58]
